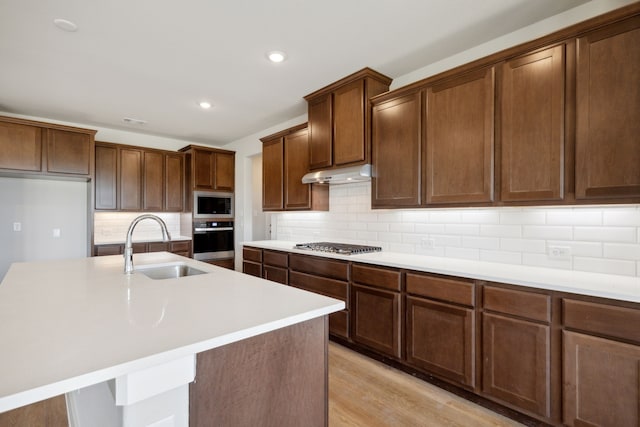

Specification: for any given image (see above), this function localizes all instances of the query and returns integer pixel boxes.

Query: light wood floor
[328,342,524,427]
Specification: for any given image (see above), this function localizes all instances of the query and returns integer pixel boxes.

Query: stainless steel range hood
[301,164,372,185]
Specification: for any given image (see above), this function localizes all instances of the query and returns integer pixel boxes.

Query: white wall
[270,182,640,277]
[0,177,88,280]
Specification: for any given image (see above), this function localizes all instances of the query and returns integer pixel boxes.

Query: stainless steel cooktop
[294,242,382,255]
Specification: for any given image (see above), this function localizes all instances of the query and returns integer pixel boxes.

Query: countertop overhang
[243,240,640,303]
[0,252,343,413]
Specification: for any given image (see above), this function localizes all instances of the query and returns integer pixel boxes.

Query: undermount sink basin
[135,262,208,280]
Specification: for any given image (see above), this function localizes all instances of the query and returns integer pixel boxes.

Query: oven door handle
[194,227,234,232]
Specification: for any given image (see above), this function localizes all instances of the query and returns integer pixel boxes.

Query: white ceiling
[0,0,590,146]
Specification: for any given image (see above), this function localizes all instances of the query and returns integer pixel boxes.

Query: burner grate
[294,242,382,255]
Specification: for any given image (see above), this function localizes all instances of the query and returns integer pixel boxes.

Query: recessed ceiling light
[267,51,287,63]
[122,117,147,126]
[199,101,212,109]
[53,18,78,32]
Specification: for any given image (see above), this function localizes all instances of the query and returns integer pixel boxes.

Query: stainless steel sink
[135,263,208,280]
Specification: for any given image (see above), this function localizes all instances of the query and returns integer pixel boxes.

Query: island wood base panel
[189,316,329,427]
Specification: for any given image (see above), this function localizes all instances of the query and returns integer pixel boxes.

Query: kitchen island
[0,252,344,426]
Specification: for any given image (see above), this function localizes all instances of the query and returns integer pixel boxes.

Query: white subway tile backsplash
[500,238,547,253]
[429,211,462,223]
[270,182,639,277]
[462,236,500,250]
[523,225,573,240]
[547,240,603,257]
[480,224,522,238]
[573,257,636,277]
[574,227,636,243]
[401,210,430,223]
[603,243,640,261]
[480,250,522,265]
[445,247,479,261]
[445,224,480,235]
[546,208,602,226]
[415,224,446,234]
[522,253,572,270]
[499,209,546,225]
[603,207,640,226]
[461,210,500,224]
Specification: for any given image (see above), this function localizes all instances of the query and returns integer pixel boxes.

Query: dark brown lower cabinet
[406,296,475,387]
[190,317,328,427]
[242,247,262,277]
[482,313,550,418]
[351,284,401,358]
[563,331,640,427]
[262,250,288,284]
[263,265,287,284]
[202,258,235,270]
[93,241,191,257]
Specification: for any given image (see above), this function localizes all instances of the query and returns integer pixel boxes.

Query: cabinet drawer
[406,272,475,306]
[563,299,640,344]
[289,271,348,302]
[243,261,262,278]
[352,264,401,291]
[170,241,191,252]
[148,242,170,252]
[483,285,550,323]
[263,250,288,268]
[243,247,262,263]
[94,244,123,256]
[289,254,349,281]
[263,265,288,285]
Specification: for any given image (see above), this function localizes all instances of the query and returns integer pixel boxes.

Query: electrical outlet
[13,222,21,232]
[548,245,571,260]
[421,238,436,249]
[53,228,61,238]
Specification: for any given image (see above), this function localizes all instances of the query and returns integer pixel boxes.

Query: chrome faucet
[124,214,171,274]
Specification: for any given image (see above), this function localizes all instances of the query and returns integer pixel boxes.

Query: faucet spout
[124,214,171,274]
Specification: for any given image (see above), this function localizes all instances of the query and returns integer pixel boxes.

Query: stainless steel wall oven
[192,220,234,260]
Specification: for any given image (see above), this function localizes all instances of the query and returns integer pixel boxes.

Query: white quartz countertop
[0,252,343,413]
[243,240,640,304]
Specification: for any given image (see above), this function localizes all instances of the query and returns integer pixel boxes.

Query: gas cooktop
[294,242,382,255]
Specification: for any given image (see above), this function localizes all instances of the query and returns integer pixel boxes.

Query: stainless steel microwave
[193,191,233,219]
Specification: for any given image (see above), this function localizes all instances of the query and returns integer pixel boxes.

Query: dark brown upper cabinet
[304,68,391,171]
[575,15,640,201]
[371,90,423,208]
[425,67,495,205]
[0,116,95,179]
[95,141,185,212]
[369,4,640,209]
[261,124,328,212]
[499,44,565,203]
[181,145,235,193]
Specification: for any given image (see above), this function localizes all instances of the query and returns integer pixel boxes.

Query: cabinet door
[142,150,164,211]
[165,153,184,212]
[214,152,234,192]
[243,261,262,278]
[500,45,564,202]
[308,94,333,170]
[575,16,640,200]
[351,284,401,358]
[371,91,422,208]
[482,313,550,417]
[0,121,42,172]
[46,129,91,175]
[284,128,312,210]
[95,144,118,210]
[426,68,495,204]
[120,148,143,210]
[333,80,365,166]
[262,137,284,210]
[193,149,214,190]
[263,265,288,285]
[406,296,475,387]
[94,244,123,256]
[563,331,640,427]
